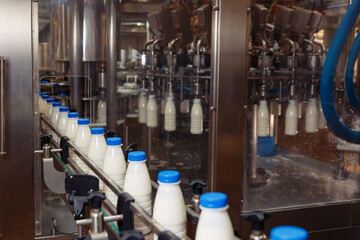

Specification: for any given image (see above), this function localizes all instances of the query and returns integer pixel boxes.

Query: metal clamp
[0,56,6,155]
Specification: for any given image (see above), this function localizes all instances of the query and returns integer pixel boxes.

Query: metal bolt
[213,6,219,11]
[210,106,215,111]
[244,105,248,110]
[247,7,251,13]
[35,220,40,225]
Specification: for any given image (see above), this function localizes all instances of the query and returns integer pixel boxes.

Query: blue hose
[320,0,360,143]
[345,30,360,112]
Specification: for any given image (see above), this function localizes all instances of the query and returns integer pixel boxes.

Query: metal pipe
[70,0,82,115]
[106,0,118,131]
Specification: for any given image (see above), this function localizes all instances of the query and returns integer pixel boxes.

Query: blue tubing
[345,31,360,113]
[320,0,360,144]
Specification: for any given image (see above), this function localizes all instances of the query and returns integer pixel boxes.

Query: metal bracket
[43,157,66,194]
[117,192,135,231]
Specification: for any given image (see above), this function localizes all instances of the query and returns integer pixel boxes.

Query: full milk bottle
[87,127,107,190]
[97,99,107,123]
[153,170,186,240]
[164,96,176,131]
[102,137,126,206]
[257,100,270,136]
[305,98,318,133]
[74,119,91,173]
[57,107,69,133]
[124,151,152,234]
[66,112,79,161]
[195,192,234,240]
[190,98,203,134]
[285,100,298,136]
[40,94,49,114]
[147,95,158,128]
[50,102,62,126]
[138,91,147,124]
[45,98,55,119]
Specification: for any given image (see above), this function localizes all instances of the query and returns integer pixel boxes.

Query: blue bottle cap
[158,170,180,183]
[46,98,55,103]
[78,119,90,125]
[68,112,79,118]
[91,127,104,135]
[42,94,49,99]
[51,83,59,86]
[41,80,48,84]
[59,91,67,95]
[52,102,62,107]
[270,226,308,240]
[128,151,146,161]
[106,137,122,146]
[59,107,69,112]
[200,192,228,209]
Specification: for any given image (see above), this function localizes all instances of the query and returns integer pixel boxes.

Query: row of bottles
[138,92,204,134]
[257,99,327,137]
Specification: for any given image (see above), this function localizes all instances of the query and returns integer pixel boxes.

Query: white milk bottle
[124,151,152,234]
[285,100,298,136]
[257,100,270,137]
[45,98,55,119]
[50,102,62,126]
[153,170,186,240]
[88,127,107,190]
[57,107,69,134]
[74,119,91,173]
[102,137,126,206]
[164,96,176,131]
[147,94,158,128]
[195,192,235,240]
[97,99,107,123]
[138,91,147,124]
[305,98,318,133]
[40,94,49,114]
[190,98,203,134]
[65,112,79,141]
[318,100,327,129]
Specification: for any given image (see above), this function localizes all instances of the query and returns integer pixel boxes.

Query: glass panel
[244,0,360,212]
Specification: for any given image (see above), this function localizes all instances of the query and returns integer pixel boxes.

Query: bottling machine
[2,0,360,239]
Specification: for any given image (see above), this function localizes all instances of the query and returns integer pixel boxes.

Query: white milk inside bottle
[153,170,186,240]
[138,91,147,124]
[285,100,298,136]
[257,100,270,137]
[50,102,62,126]
[164,95,176,131]
[87,127,107,190]
[57,107,69,134]
[147,94,158,128]
[40,94,49,114]
[124,151,152,234]
[97,99,107,123]
[45,98,55,119]
[305,98,318,133]
[74,119,91,173]
[65,112,79,141]
[195,192,235,240]
[318,100,327,129]
[191,98,203,134]
[102,137,126,206]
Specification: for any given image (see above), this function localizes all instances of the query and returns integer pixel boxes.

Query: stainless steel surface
[0,0,34,238]
[91,211,104,234]
[209,0,249,234]
[70,0,83,115]
[106,0,119,131]
[54,2,71,61]
[43,157,66,194]
[83,0,105,62]
[0,57,5,156]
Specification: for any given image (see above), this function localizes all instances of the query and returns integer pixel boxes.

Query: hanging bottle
[285,100,298,136]
[97,99,107,123]
[257,100,270,137]
[164,95,176,131]
[191,98,203,134]
[305,98,318,133]
[138,91,147,124]
[147,94,158,128]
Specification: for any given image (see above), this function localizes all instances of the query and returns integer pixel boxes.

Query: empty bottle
[257,100,269,137]
[195,192,234,240]
[74,119,91,173]
[124,151,152,234]
[270,226,308,240]
[40,94,49,114]
[45,98,55,119]
[147,95,158,128]
[153,171,186,240]
[285,100,298,136]
[57,107,69,134]
[65,112,79,141]
[318,100,327,129]
[164,96,176,131]
[97,99,107,123]
[88,127,107,190]
[138,91,147,124]
[305,98,318,133]
[103,137,126,206]
[50,102,62,126]
[191,98,203,134]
